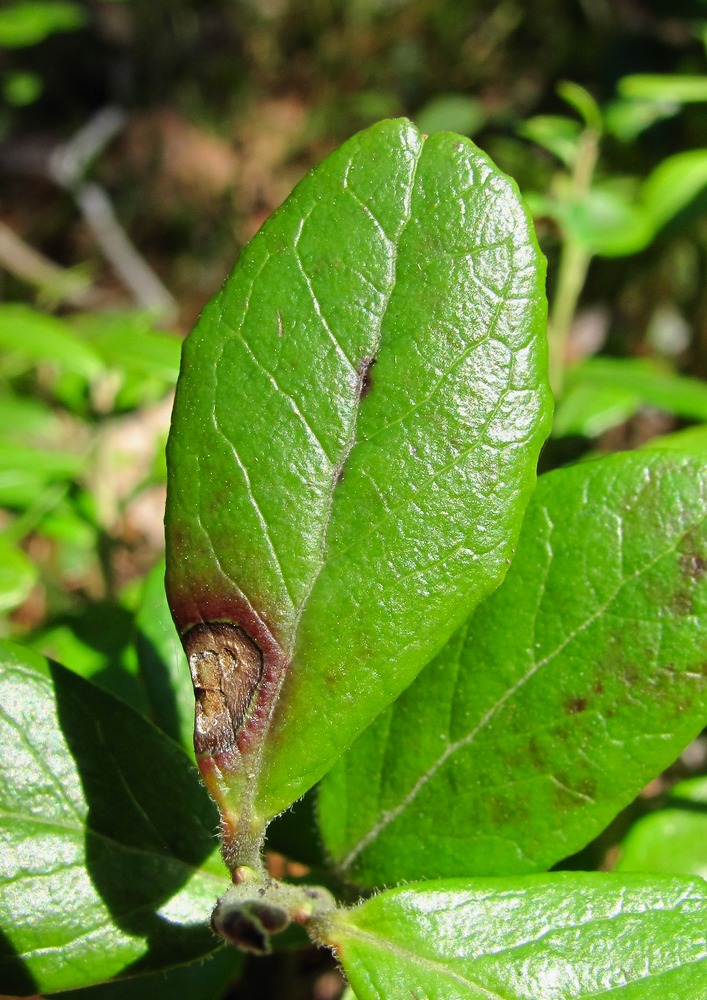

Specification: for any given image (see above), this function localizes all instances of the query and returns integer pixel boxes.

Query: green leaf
[2,69,42,106]
[557,80,602,132]
[0,391,60,442]
[518,115,583,169]
[642,424,707,454]
[75,311,182,384]
[414,95,485,137]
[0,534,37,612]
[0,641,228,995]
[319,873,707,1000]
[135,561,194,754]
[165,118,551,853]
[604,97,679,143]
[640,148,707,235]
[0,304,103,378]
[540,152,707,258]
[615,774,707,880]
[0,1,85,48]
[553,377,639,438]
[318,451,707,885]
[618,74,707,104]
[555,357,707,438]
[556,181,653,258]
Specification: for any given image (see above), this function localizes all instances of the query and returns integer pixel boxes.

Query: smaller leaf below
[319,873,707,1000]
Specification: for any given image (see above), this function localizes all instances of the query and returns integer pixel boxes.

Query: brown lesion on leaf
[563,695,588,715]
[183,621,264,757]
[679,551,707,582]
[678,525,707,583]
[357,354,377,399]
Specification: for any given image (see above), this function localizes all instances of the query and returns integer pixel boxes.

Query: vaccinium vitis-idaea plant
[0,119,705,998]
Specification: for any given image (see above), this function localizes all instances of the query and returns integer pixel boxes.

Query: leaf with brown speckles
[319,450,707,886]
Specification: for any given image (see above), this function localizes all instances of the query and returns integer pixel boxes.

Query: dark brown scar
[183,622,264,757]
[358,355,377,398]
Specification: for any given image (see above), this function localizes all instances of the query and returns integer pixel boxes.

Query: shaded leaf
[165,118,551,851]
[320,873,707,1000]
[318,451,707,886]
[0,641,227,995]
[55,947,243,1000]
[31,602,149,715]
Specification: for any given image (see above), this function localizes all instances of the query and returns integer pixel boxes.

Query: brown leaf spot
[679,551,707,582]
[358,355,377,399]
[564,695,588,715]
[184,622,263,757]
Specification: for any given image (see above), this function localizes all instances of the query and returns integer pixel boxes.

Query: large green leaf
[319,873,707,999]
[0,641,228,995]
[318,451,707,886]
[165,118,551,858]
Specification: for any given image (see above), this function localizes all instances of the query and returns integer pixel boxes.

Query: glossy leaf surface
[616,774,707,880]
[322,873,707,1000]
[0,641,227,995]
[165,118,551,835]
[318,451,707,885]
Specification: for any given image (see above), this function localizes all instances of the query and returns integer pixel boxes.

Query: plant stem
[547,125,601,397]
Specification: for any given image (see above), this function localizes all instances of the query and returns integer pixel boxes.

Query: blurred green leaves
[554,358,707,439]
[0,2,85,49]
[0,304,179,617]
